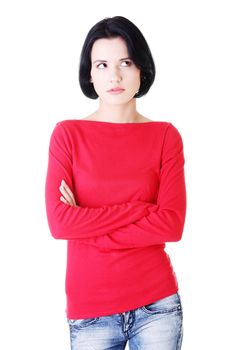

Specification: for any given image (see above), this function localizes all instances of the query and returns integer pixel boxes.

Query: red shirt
[45,119,186,319]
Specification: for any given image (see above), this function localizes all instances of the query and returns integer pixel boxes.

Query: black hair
[78,16,156,99]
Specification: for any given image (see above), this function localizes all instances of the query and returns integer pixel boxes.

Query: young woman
[45,15,186,350]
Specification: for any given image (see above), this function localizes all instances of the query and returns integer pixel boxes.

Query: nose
[110,67,122,83]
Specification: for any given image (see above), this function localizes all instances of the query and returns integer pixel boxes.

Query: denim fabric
[67,291,183,349]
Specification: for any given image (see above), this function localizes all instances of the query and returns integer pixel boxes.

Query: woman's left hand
[59,180,77,207]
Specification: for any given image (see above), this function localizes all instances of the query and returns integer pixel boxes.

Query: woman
[45,15,186,350]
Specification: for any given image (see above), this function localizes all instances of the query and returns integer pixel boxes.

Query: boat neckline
[73,119,160,125]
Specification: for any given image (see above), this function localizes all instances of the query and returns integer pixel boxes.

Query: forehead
[91,37,129,60]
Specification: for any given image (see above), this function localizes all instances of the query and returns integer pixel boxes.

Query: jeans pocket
[141,292,182,315]
[67,317,99,330]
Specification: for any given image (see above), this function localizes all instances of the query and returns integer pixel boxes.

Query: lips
[107,87,125,92]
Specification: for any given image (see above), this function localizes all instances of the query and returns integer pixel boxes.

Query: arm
[45,122,155,240]
[82,123,186,250]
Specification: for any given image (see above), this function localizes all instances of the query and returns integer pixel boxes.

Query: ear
[90,77,93,83]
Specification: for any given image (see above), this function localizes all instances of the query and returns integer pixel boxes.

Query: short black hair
[78,16,156,99]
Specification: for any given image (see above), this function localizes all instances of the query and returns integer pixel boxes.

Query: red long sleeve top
[45,119,186,319]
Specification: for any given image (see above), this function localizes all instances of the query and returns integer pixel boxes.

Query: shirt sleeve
[81,123,186,250]
[45,122,155,240]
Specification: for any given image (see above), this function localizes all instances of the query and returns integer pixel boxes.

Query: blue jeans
[67,291,183,349]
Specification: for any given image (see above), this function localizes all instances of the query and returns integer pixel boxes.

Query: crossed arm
[45,122,186,249]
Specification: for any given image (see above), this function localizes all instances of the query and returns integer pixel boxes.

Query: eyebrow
[92,57,131,64]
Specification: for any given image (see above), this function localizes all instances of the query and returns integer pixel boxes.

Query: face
[90,37,141,104]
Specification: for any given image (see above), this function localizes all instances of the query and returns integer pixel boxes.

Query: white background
[0,0,232,349]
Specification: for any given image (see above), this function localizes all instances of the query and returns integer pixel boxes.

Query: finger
[62,180,76,201]
[60,196,69,205]
[59,185,74,205]
[61,181,77,206]
[60,195,75,206]
[60,184,77,207]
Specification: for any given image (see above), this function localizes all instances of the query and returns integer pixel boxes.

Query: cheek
[92,74,104,89]
[128,68,140,81]
[127,72,141,88]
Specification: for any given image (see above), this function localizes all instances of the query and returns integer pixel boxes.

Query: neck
[93,99,140,123]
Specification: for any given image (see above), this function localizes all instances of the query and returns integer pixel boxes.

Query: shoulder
[164,122,183,140]
[55,118,79,128]
[161,122,184,154]
[149,121,174,135]
[49,119,80,148]
[51,119,83,139]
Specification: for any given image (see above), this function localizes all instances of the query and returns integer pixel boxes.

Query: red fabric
[45,119,186,319]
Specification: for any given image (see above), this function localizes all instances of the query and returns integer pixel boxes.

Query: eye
[121,60,132,66]
[96,60,132,69]
[96,63,107,69]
